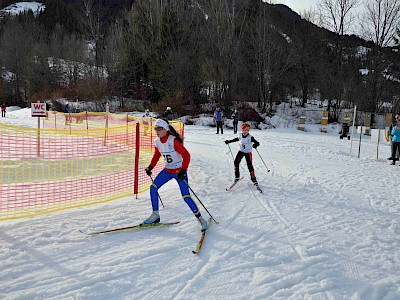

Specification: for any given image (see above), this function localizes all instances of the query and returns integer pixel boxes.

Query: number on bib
[163,154,173,163]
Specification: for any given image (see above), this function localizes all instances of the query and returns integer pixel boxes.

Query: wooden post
[350,105,357,154]
[104,102,109,146]
[37,117,41,158]
[377,129,380,160]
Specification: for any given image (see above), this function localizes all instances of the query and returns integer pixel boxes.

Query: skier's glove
[253,142,260,149]
[145,166,153,176]
[177,169,187,180]
[224,140,230,144]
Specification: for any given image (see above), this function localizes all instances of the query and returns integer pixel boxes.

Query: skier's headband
[154,119,170,131]
[242,124,250,130]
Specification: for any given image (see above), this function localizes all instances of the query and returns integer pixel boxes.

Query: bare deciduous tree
[317,0,360,35]
[197,0,250,105]
[316,0,360,118]
[80,0,105,70]
[0,19,36,103]
[252,1,296,112]
[361,0,400,48]
[358,0,400,112]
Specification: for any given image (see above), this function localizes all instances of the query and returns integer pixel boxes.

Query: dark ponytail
[161,118,183,143]
[168,124,183,143]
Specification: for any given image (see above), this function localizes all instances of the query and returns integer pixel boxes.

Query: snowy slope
[0,111,399,299]
[0,2,45,16]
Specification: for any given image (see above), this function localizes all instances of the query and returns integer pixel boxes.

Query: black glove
[253,142,260,149]
[145,166,153,176]
[224,140,230,144]
[177,169,187,180]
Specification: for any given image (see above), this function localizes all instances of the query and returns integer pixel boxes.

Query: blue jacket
[391,125,400,142]
[214,109,224,121]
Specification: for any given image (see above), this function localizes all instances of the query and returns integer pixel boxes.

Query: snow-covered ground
[0,2,45,17]
[1,108,399,299]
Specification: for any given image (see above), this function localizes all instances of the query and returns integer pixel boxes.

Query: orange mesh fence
[43,111,141,130]
[0,116,183,220]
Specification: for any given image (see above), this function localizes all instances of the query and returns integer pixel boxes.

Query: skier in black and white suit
[224,123,260,186]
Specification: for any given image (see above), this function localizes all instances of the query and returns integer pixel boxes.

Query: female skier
[224,123,260,187]
[144,118,208,231]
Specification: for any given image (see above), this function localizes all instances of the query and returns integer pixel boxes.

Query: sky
[1,106,399,299]
[276,0,318,14]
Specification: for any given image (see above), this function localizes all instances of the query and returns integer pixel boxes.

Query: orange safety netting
[0,114,184,220]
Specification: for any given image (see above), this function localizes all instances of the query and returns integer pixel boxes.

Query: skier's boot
[251,176,259,187]
[198,216,208,232]
[144,211,160,224]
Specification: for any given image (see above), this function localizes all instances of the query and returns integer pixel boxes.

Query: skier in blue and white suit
[144,118,208,231]
[224,123,260,186]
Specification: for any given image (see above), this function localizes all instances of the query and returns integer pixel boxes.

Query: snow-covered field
[1,109,399,299]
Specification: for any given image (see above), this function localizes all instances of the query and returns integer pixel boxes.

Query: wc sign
[31,102,47,117]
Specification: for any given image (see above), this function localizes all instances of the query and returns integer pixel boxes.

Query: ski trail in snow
[249,186,304,260]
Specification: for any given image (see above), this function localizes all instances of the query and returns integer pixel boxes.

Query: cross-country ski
[226,177,244,191]
[192,218,212,254]
[79,221,180,236]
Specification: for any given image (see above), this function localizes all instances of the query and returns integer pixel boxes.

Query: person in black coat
[162,106,175,120]
[231,109,239,134]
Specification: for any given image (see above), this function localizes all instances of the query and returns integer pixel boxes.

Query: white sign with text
[31,102,47,117]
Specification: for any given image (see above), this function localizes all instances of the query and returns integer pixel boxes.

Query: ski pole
[149,174,165,208]
[255,148,271,172]
[227,143,235,161]
[183,180,220,225]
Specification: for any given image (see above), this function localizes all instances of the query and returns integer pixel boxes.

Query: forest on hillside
[0,0,399,121]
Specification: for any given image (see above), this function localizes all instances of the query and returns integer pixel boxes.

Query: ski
[226,177,244,191]
[80,221,180,236]
[192,218,212,254]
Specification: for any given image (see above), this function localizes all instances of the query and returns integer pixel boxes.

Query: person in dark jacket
[64,103,72,124]
[64,103,71,113]
[162,106,175,120]
[231,109,239,134]
[1,103,6,117]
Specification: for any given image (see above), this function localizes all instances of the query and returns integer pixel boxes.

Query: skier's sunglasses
[154,127,165,131]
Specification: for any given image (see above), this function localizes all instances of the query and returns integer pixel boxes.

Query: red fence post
[134,122,140,197]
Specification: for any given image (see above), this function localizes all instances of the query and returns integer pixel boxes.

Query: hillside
[0,0,398,117]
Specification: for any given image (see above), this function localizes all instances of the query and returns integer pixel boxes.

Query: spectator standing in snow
[142,109,152,136]
[144,118,208,232]
[45,102,51,120]
[231,109,239,134]
[1,103,6,117]
[214,105,224,134]
[390,116,400,165]
[388,113,400,162]
[224,123,260,187]
[64,103,71,113]
[162,106,175,120]
[64,103,72,124]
